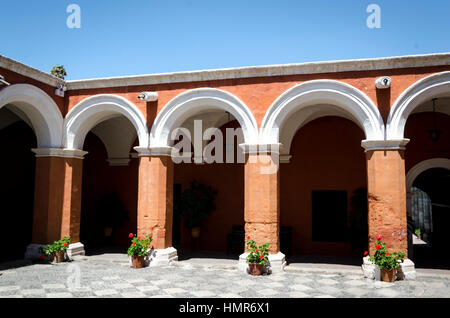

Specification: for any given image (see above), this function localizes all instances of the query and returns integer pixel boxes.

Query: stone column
[361,140,416,280]
[238,144,286,273]
[135,146,178,266]
[25,149,87,259]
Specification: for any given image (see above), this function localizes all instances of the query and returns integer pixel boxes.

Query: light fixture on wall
[0,75,10,86]
[429,98,441,142]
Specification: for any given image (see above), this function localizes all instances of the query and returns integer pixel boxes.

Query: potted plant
[415,228,422,240]
[368,235,405,282]
[173,180,217,238]
[245,236,270,276]
[50,65,67,79]
[39,237,71,263]
[127,233,152,268]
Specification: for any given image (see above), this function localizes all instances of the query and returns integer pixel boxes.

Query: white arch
[0,84,63,147]
[406,158,450,191]
[63,94,148,150]
[260,80,385,151]
[150,88,258,147]
[387,71,450,140]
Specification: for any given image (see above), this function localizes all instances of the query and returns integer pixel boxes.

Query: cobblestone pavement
[0,260,449,298]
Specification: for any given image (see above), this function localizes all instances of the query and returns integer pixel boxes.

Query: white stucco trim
[31,148,88,159]
[361,139,410,152]
[406,158,450,191]
[0,84,63,147]
[260,80,385,151]
[150,88,259,147]
[387,71,450,140]
[63,94,149,150]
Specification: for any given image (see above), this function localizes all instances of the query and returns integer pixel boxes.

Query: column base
[238,252,286,274]
[25,242,86,261]
[128,247,178,267]
[362,256,416,280]
[66,242,85,259]
[24,244,45,260]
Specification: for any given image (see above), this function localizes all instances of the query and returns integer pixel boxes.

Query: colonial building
[1,53,449,276]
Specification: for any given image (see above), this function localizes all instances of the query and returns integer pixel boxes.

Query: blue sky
[0,0,449,80]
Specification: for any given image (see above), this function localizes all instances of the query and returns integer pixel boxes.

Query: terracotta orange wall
[0,67,65,114]
[66,65,450,126]
[405,113,450,173]
[280,116,367,256]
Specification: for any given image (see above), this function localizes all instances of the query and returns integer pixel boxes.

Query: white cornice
[0,55,65,87]
[65,53,450,90]
[2,53,450,91]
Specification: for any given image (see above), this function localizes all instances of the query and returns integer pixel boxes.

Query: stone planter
[380,268,397,282]
[248,263,264,276]
[53,250,65,263]
[131,255,146,268]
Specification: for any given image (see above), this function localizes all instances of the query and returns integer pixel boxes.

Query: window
[312,190,348,242]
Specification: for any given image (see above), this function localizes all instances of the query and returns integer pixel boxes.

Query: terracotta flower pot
[248,263,264,276]
[53,250,65,263]
[380,268,397,282]
[191,227,201,238]
[131,255,146,268]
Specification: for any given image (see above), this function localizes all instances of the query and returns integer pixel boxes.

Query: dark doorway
[0,121,36,262]
[412,168,450,269]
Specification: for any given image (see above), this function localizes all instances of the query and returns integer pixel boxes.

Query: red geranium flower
[128,233,134,238]
[138,237,141,240]
[247,236,250,240]
[376,244,381,250]
[260,255,264,259]
[256,248,259,252]
[132,242,136,246]
[385,252,390,256]
[376,234,382,240]
[64,243,68,247]
[364,251,368,255]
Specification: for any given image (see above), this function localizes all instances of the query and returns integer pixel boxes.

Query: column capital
[361,139,410,152]
[133,146,173,157]
[239,143,283,155]
[31,148,88,159]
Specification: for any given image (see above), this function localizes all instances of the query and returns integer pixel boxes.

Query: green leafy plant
[173,180,217,229]
[415,229,421,236]
[39,237,71,257]
[245,237,270,266]
[50,65,67,79]
[127,233,152,257]
[368,235,405,270]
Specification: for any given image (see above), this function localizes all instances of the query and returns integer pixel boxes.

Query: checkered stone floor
[0,260,450,298]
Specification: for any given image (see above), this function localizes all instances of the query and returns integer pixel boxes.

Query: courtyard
[1,257,449,298]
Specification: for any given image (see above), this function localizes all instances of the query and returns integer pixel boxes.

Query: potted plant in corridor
[368,235,405,282]
[174,180,217,238]
[39,237,71,263]
[127,233,152,268]
[245,236,270,276]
